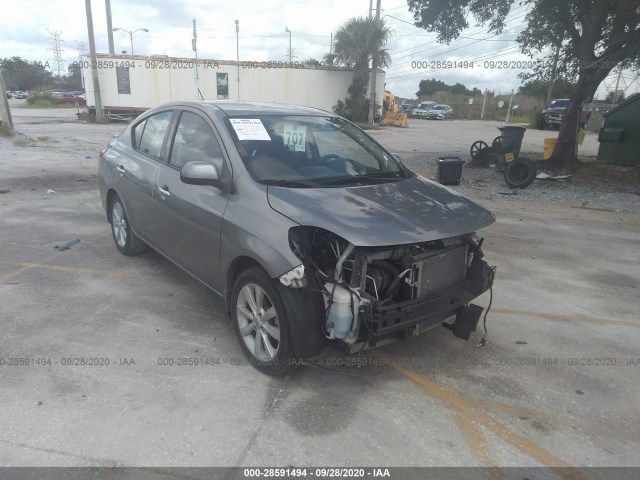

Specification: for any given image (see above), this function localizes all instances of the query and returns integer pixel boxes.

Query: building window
[217,73,229,99]
[116,67,131,94]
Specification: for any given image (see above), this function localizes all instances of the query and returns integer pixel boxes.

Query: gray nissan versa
[98,101,496,375]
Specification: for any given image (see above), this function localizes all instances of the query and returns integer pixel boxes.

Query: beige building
[81,53,385,119]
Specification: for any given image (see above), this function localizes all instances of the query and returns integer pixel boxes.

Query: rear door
[149,108,231,291]
[115,109,175,240]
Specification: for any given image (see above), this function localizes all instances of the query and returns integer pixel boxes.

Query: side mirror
[392,153,402,163]
[180,161,222,187]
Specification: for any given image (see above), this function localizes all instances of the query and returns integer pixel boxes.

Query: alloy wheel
[236,283,280,361]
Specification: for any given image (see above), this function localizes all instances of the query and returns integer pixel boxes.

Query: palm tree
[327,17,391,122]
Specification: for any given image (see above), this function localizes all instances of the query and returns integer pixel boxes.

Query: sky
[1,0,636,100]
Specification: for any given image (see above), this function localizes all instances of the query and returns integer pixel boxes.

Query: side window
[135,111,173,159]
[169,112,224,171]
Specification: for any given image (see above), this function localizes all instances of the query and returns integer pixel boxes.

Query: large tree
[326,17,391,122]
[517,78,577,100]
[407,0,640,172]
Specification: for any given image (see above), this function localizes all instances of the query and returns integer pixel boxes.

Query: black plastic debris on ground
[54,239,81,251]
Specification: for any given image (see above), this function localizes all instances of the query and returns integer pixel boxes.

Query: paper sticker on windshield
[283,123,306,151]
[229,119,271,141]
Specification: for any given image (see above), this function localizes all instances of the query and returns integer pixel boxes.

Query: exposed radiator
[411,245,468,298]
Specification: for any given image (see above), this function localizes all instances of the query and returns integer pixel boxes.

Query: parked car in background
[98,101,495,375]
[427,104,453,120]
[412,101,436,118]
[12,91,29,99]
[53,93,86,105]
[538,99,591,129]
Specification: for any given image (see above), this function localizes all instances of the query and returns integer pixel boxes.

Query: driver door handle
[116,165,126,174]
[157,185,171,197]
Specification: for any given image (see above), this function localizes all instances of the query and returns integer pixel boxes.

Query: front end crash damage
[281,226,495,353]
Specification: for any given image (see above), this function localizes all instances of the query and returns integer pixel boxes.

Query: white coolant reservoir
[323,283,360,339]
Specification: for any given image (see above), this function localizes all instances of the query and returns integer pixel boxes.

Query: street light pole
[113,27,149,55]
[285,27,292,63]
[235,20,240,101]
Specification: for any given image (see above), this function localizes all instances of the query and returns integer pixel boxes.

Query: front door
[150,109,230,292]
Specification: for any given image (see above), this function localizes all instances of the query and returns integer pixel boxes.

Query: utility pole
[0,71,14,132]
[192,19,202,100]
[235,20,240,101]
[369,0,373,19]
[85,0,104,123]
[506,89,514,123]
[481,89,487,120]
[105,0,114,54]
[367,0,382,124]
[285,27,293,63]
[546,42,560,106]
[330,32,333,54]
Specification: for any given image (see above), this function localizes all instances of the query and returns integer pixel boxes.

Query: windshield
[226,115,410,187]
[432,105,444,110]
[549,100,569,108]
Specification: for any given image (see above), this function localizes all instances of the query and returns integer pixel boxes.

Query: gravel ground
[402,154,640,215]
[366,121,640,215]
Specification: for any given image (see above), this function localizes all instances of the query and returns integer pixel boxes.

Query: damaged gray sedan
[98,101,495,375]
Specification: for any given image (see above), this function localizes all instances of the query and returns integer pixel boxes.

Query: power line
[386,5,529,55]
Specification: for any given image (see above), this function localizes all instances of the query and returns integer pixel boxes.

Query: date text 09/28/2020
[410,60,536,69]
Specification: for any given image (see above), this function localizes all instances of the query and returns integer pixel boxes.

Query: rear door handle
[157,186,171,197]
[116,165,126,174]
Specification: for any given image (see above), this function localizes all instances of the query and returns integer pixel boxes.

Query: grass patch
[21,98,57,108]
[0,122,14,137]
[14,137,35,147]
[36,135,51,142]
[509,113,535,127]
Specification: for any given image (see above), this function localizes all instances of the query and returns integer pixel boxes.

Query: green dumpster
[498,126,527,158]
[597,93,640,167]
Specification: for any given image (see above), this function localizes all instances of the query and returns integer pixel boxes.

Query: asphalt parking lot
[1,109,639,477]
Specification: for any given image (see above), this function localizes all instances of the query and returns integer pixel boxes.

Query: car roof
[154,100,330,117]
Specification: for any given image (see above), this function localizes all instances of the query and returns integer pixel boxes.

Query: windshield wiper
[320,173,404,186]
[261,178,319,188]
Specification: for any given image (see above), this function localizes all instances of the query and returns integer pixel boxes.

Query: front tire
[230,267,296,375]
[110,194,147,255]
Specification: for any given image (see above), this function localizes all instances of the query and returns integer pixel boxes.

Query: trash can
[436,157,463,186]
[498,126,527,158]
[543,137,557,160]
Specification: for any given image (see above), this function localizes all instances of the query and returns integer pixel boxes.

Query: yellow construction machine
[381,91,408,128]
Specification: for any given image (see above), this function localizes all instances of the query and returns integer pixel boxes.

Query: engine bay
[284,226,495,350]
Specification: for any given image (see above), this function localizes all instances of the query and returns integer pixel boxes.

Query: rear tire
[230,267,297,375]
[110,195,147,255]
[504,157,536,189]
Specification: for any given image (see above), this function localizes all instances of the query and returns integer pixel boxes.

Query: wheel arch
[106,189,119,223]
[224,254,328,359]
